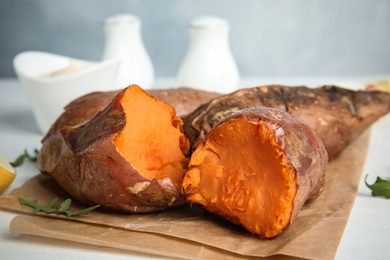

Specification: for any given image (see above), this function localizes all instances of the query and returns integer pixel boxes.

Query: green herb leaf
[20,197,58,214]
[365,175,390,199]
[64,205,100,217]
[10,149,39,167]
[20,196,99,216]
[57,198,72,211]
[11,154,26,167]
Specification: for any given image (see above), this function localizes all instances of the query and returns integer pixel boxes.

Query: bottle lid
[189,16,229,30]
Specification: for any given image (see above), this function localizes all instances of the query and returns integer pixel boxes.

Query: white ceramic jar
[177,16,240,93]
[102,14,154,89]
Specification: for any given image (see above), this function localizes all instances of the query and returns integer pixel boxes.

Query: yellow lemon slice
[0,156,16,192]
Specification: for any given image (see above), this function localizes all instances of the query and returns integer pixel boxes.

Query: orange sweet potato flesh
[113,87,189,187]
[182,106,328,238]
[38,85,190,213]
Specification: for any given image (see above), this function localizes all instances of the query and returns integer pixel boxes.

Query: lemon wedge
[0,156,16,192]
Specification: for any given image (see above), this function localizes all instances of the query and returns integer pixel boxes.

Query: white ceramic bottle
[177,16,240,93]
[102,14,154,89]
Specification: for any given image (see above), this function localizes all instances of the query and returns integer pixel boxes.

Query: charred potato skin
[184,85,390,159]
[38,89,185,213]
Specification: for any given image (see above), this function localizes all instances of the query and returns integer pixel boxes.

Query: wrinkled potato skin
[43,87,221,142]
[38,89,185,213]
[184,85,390,159]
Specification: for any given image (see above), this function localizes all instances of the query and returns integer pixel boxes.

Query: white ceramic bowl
[13,51,120,134]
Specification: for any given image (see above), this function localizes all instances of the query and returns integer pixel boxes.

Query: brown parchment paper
[0,130,371,260]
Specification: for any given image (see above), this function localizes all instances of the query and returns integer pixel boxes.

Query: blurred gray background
[1,0,389,78]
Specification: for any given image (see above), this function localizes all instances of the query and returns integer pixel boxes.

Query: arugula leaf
[57,198,72,212]
[20,197,99,216]
[64,205,100,217]
[365,175,390,199]
[11,148,39,167]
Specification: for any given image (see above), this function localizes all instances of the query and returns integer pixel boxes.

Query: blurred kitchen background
[1,0,389,79]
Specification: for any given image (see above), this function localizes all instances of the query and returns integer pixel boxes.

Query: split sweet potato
[43,87,221,142]
[182,106,328,238]
[38,85,190,213]
[184,85,390,159]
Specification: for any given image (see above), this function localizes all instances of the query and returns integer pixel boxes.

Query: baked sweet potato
[43,87,221,142]
[182,106,328,238]
[38,85,190,213]
[184,85,390,159]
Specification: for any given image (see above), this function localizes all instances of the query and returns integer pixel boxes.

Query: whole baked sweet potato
[182,106,328,238]
[43,87,221,142]
[184,85,390,159]
[38,85,190,213]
